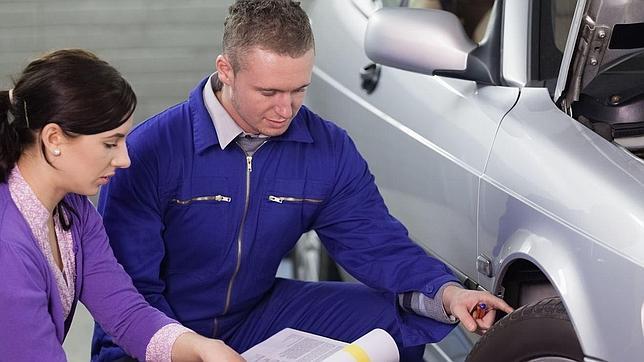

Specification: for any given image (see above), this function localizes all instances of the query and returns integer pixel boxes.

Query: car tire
[465,297,584,362]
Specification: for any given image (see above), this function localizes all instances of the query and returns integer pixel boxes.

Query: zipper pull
[268,195,283,203]
[246,155,253,173]
[215,195,232,202]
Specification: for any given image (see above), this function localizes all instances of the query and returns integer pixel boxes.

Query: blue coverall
[91,77,459,361]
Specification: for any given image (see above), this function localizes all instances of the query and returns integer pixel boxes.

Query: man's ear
[40,123,66,155]
[216,54,235,85]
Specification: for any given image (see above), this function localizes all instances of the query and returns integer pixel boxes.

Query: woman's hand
[172,332,245,362]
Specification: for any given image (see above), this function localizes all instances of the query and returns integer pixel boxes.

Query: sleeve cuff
[145,323,193,362]
[434,282,463,324]
[398,282,463,324]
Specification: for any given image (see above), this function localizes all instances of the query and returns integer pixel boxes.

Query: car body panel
[485,87,644,265]
[501,0,531,87]
[481,177,644,360]
[306,0,519,280]
[302,0,644,360]
[480,87,644,360]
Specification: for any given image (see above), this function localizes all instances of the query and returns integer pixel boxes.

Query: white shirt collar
[202,74,247,149]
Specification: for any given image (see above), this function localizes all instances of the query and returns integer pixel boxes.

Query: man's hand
[441,285,514,334]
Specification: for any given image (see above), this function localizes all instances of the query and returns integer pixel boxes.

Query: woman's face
[57,117,133,196]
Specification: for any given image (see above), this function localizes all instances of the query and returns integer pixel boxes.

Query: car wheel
[292,231,341,281]
[465,297,584,362]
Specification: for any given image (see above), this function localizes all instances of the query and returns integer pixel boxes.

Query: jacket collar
[189,77,314,154]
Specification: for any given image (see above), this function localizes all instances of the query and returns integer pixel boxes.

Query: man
[92,1,512,361]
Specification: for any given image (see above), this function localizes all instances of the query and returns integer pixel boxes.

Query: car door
[304,0,519,281]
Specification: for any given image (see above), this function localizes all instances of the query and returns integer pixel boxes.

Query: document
[241,328,399,362]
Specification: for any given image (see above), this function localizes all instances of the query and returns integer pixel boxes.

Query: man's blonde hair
[223,0,315,72]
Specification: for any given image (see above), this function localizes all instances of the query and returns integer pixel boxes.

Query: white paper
[241,328,399,362]
[242,328,346,362]
[324,329,399,362]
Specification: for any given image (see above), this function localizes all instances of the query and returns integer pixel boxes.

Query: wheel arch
[490,236,606,360]
[496,258,557,308]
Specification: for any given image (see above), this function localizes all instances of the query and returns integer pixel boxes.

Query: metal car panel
[304,0,372,97]
[485,87,644,264]
[305,0,644,359]
[479,178,644,361]
[307,71,481,277]
[305,0,519,280]
[501,0,532,87]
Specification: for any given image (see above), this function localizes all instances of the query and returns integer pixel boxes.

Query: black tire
[466,297,584,362]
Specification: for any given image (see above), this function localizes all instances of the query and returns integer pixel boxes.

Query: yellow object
[343,344,371,362]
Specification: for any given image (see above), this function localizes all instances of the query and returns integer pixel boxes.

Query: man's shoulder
[129,101,192,144]
[298,105,350,143]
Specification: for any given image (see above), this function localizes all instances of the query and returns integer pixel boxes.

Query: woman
[0,49,243,362]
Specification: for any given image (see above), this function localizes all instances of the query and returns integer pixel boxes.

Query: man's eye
[261,90,276,96]
[104,143,118,149]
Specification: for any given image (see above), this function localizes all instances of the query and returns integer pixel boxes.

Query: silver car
[300,0,644,361]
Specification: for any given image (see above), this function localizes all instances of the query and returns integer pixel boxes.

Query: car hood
[556,0,644,105]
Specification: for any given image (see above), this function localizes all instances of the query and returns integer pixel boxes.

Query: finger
[469,306,495,326]
[474,313,494,335]
[481,294,514,314]
[454,307,478,332]
[476,309,496,329]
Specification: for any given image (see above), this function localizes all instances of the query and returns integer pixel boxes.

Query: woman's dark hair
[0,49,137,229]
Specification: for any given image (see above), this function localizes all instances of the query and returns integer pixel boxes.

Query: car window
[531,0,576,91]
[377,0,494,43]
[553,0,576,51]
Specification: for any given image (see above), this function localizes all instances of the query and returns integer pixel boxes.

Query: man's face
[218,47,314,136]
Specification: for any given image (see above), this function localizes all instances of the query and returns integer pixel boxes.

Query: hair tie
[8,89,31,128]
[24,101,30,129]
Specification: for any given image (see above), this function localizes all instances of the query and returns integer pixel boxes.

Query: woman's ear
[40,123,66,157]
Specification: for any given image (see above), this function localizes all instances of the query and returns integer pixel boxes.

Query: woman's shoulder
[0,186,48,270]
[0,185,31,244]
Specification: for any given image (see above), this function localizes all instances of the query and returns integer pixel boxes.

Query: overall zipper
[171,195,232,204]
[214,140,267,337]
[268,195,323,204]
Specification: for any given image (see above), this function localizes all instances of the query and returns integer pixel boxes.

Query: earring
[52,148,61,156]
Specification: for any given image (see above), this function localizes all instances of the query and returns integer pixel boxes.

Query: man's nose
[274,93,293,119]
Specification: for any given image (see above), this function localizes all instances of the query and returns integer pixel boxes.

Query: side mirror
[365,7,500,84]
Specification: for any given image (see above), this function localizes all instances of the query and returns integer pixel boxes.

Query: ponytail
[0,90,22,183]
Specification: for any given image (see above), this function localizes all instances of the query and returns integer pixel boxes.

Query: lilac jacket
[0,182,175,361]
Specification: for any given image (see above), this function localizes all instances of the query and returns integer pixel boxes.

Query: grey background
[0,0,233,123]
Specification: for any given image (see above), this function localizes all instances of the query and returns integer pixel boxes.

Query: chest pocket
[163,177,232,273]
[257,178,332,249]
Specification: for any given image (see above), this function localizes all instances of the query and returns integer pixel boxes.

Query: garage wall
[0,0,233,122]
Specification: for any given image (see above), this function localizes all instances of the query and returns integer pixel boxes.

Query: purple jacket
[0,182,175,361]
